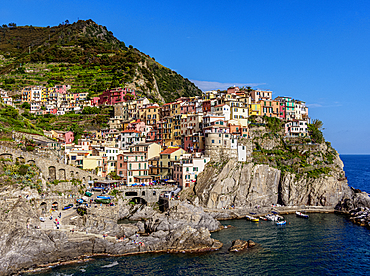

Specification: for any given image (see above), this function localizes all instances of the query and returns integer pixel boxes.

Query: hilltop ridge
[0,20,202,103]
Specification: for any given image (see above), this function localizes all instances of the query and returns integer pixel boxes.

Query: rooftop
[160,147,181,155]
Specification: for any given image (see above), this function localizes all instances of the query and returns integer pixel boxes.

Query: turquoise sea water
[30,155,370,276]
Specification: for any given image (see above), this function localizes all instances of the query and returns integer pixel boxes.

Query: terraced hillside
[0,20,202,102]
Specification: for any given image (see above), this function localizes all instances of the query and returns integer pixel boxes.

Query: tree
[311,119,323,130]
[21,102,31,110]
[308,119,324,144]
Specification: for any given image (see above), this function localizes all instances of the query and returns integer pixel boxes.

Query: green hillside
[0,20,202,103]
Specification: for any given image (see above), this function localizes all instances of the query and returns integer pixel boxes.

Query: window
[212,140,214,143]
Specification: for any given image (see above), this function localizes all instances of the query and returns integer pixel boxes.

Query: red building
[202,100,211,113]
[98,88,136,105]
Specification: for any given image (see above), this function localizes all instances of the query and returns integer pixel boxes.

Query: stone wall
[0,146,104,183]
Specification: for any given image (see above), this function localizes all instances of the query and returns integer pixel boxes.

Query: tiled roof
[121,130,141,133]
[160,147,181,155]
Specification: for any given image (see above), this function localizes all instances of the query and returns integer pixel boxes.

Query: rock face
[192,154,352,208]
[336,188,370,212]
[228,239,256,252]
[145,202,222,232]
[0,199,222,276]
[194,160,281,209]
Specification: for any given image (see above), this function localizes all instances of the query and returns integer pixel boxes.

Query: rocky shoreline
[0,200,223,276]
[2,185,370,275]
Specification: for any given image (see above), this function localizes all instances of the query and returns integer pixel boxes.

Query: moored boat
[277,220,287,225]
[95,198,111,204]
[97,195,111,200]
[265,214,279,221]
[63,204,73,210]
[296,211,309,218]
[246,215,259,222]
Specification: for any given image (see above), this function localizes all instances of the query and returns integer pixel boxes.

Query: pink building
[65,131,74,144]
[181,101,196,114]
[91,97,100,107]
[98,88,136,105]
[227,86,239,94]
[127,120,146,133]
[55,85,70,94]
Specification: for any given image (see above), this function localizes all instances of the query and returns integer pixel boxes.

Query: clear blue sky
[1,0,370,154]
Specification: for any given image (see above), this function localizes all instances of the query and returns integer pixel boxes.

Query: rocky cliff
[187,138,353,209]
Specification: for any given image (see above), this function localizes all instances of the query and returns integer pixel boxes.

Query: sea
[29,155,370,276]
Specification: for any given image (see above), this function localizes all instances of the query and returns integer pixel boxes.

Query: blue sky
[1,0,370,154]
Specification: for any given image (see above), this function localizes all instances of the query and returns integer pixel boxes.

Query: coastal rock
[128,206,159,221]
[145,202,222,233]
[191,153,352,208]
[336,188,370,211]
[193,160,281,208]
[0,199,222,275]
[228,239,256,252]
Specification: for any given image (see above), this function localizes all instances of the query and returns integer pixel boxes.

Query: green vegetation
[251,135,334,180]
[28,106,112,135]
[306,167,331,179]
[308,119,324,144]
[0,161,42,193]
[0,104,43,135]
[264,116,283,133]
[108,171,121,180]
[0,20,202,102]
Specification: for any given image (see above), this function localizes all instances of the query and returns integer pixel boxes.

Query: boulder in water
[228,239,256,252]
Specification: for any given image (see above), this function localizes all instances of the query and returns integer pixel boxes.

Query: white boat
[296,211,309,219]
[265,214,279,221]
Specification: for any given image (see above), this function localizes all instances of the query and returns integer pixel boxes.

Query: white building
[285,119,309,137]
[212,104,230,121]
[118,130,146,150]
[173,153,210,188]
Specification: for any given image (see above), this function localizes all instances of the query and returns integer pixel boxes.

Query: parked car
[39,217,46,222]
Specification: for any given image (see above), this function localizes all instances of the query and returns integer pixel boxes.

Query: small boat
[296,211,309,219]
[265,214,279,221]
[97,195,111,200]
[246,215,259,222]
[63,204,73,210]
[95,198,111,204]
[277,220,286,225]
[259,216,268,221]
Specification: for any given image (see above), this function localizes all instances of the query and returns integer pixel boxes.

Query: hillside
[0,20,202,103]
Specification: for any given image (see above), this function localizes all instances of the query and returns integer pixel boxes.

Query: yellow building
[83,155,104,176]
[249,103,261,116]
[159,147,187,178]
